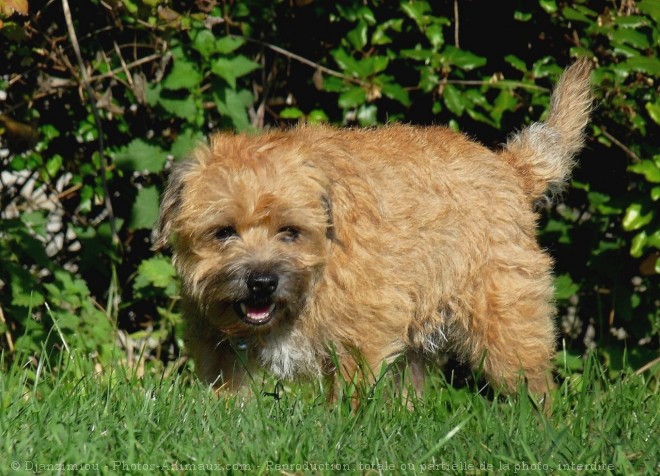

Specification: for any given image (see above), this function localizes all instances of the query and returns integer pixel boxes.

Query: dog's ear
[151,160,195,251]
[321,194,336,242]
[300,158,336,243]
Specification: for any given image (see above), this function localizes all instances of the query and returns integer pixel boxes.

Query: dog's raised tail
[501,58,593,202]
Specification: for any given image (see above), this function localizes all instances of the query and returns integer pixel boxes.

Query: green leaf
[588,192,623,215]
[424,24,444,49]
[171,129,205,160]
[562,5,597,22]
[215,36,245,54]
[40,123,61,142]
[628,159,660,183]
[514,10,532,22]
[532,57,562,78]
[45,154,63,178]
[114,139,168,173]
[539,0,558,14]
[20,211,48,238]
[490,90,518,126]
[359,6,376,24]
[401,47,434,61]
[622,203,654,231]
[214,87,254,131]
[555,274,579,300]
[160,96,199,122]
[147,84,199,122]
[651,186,660,201]
[645,101,660,126]
[307,109,329,124]
[630,231,647,258]
[11,270,45,308]
[129,185,160,230]
[614,15,651,28]
[122,0,138,14]
[365,56,389,75]
[610,29,650,50]
[611,42,640,58]
[192,29,217,58]
[400,1,431,27]
[637,0,660,23]
[443,84,465,116]
[441,46,486,70]
[372,19,403,45]
[419,67,439,92]
[322,76,346,93]
[162,59,202,90]
[332,48,368,77]
[623,56,660,76]
[505,54,527,73]
[647,229,660,249]
[134,256,177,291]
[336,4,374,23]
[381,81,410,106]
[372,28,393,46]
[347,20,368,50]
[211,55,260,89]
[466,107,497,128]
[556,350,584,372]
[338,86,367,109]
[280,107,304,119]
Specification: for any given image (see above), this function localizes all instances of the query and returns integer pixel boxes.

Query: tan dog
[153,59,592,403]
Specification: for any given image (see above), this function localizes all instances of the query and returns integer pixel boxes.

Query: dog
[153,59,592,404]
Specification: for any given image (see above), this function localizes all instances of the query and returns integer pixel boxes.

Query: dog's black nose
[247,273,279,297]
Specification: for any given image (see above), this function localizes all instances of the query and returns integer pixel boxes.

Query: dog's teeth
[239,302,276,323]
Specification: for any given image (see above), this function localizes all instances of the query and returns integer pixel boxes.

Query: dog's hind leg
[393,350,428,408]
[456,258,557,402]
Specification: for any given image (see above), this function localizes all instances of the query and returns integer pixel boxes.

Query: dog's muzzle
[233,272,279,326]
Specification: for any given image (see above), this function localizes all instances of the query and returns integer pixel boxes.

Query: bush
[0,0,657,375]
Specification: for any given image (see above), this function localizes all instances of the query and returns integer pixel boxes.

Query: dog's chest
[257,326,322,380]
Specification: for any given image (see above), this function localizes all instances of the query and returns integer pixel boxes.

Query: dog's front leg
[186,330,249,392]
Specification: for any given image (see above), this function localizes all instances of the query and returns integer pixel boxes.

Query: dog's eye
[215,226,238,241]
[278,226,300,243]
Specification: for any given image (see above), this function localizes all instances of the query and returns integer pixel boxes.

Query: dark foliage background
[0,0,658,378]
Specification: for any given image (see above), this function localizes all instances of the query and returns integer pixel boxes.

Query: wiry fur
[153,60,592,401]
[501,58,593,201]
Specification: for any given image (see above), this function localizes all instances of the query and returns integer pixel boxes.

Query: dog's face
[153,133,333,333]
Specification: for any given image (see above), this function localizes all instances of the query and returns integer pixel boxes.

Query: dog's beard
[185,262,324,379]
[188,260,315,331]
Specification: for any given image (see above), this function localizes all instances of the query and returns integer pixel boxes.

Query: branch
[0,305,14,353]
[241,36,367,87]
[242,36,548,94]
[600,127,641,163]
[454,0,460,48]
[61,0,119,246]
[636,356,660,375]
[443,78,548,91]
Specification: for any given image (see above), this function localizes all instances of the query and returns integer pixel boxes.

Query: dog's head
[153,131,334,332]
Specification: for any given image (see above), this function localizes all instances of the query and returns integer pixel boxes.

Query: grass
[1,346,658,475]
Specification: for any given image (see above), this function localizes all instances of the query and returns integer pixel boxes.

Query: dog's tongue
[237,302,275,325]
[246,305,272,321]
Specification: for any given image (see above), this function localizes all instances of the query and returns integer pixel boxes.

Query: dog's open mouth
[234,300,276,326]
